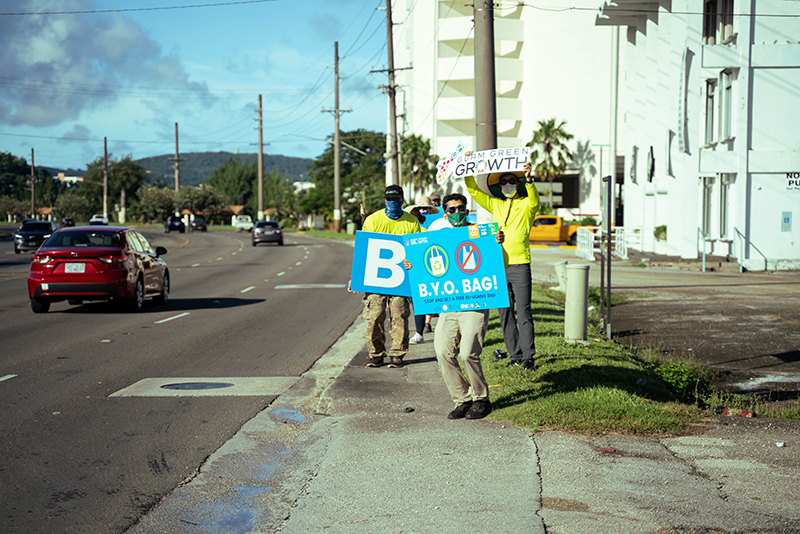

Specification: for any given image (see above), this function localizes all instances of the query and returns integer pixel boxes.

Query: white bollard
[554,260,568,292]
[565,264,590,345]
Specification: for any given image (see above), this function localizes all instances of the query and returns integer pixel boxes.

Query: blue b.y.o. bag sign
[403,224,508,315]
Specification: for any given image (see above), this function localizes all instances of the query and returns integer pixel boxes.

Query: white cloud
[0,0,211,127]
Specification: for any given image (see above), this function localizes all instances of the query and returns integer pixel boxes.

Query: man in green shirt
[464,162,541,370]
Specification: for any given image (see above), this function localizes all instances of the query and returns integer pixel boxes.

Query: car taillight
[99,254,126,264]
[32,255,52,264]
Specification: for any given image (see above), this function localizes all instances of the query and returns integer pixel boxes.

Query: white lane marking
[192,263,201,267]
[275,284,346,289]
[232,252,237,256]
[101,340,112,343]
[295,261,302,266]
[264,279,269,282]
[217,257,223,261]
[0,374,18,383]
[277,271,286,277]
[155,312,191,324]
[240,286,256,293]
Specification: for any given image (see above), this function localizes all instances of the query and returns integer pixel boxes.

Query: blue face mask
[385,200,403,220]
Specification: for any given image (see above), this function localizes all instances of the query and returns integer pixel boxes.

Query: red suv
[27,227,170,313]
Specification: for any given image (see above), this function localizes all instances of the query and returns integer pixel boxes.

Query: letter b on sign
[363,238,406,289]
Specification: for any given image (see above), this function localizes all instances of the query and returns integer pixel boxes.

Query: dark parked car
[252,220,283,246]
[14,221,57,254]
[189,217,207,232]
[61,217,75,228]
[164,215,185,233]
[27,226,169,313]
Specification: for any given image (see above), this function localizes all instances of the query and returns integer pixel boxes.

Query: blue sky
[0,0,391,170]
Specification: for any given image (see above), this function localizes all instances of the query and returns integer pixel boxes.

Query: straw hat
[403,196,440,214]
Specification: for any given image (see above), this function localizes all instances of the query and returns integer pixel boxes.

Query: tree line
[1,119,577,227]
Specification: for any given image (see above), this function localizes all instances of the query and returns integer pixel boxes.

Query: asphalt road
[0,227,362,534]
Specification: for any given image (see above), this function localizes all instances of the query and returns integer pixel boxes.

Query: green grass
[480,286,800,435]
[297,229,355,240]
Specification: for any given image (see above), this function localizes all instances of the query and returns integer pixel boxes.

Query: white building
[394,0,799,270]
[597,0,800,270]
[393,0,620,218]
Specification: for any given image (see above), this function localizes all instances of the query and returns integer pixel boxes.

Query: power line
[342,0,384,57]
[512,3,800,18]
[0,0,279,16]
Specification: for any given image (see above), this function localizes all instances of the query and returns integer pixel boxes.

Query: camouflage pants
[363,293,411,359]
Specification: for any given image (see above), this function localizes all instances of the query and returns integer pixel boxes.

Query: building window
[703,0,718,44]
[721,70,734,141]
[705,80,716,145]
[703,0,734,45]
[721,0,734,42]
[719,174,733,239]
[702,176,714,237]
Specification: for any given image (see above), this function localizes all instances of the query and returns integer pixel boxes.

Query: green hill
[136,151,313,187]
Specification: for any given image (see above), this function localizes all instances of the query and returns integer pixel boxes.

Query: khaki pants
[434,310,490,405]
[363,293,411,359]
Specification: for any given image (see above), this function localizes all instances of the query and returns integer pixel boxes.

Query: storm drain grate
[161,382,235,390]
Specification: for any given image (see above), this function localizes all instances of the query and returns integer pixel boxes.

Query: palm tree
[526,118,574,207]
[570,139,597,205]
[401,134,438,200]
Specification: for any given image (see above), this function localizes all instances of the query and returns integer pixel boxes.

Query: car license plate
[65,263,85,273]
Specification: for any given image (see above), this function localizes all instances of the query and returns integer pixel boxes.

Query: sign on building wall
[788,172,800,191]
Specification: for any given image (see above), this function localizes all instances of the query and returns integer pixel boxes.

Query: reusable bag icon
[427,246,447,276]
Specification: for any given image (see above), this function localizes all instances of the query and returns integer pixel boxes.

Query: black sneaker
[365,357,384,367]
[507,359,536,370]
[447,401,473,419]
[387,357,404,368]
[465,399,492,419]
[492,349,508,361]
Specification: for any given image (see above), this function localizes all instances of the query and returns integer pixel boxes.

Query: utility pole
[385,0,399,186]
[473,1,498,152]
[171,122,182,192]
[103,137,108,221]
[333,43,341,232]
[257,94,264,221]
[323,42,351,232]
[30,148,35,218]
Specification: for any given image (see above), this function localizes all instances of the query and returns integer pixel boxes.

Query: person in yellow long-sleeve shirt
[464,161,541,370]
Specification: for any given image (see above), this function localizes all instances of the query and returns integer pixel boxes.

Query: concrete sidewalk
[127,313,800,534]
